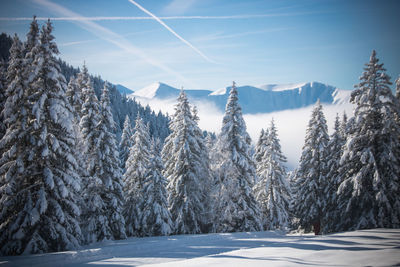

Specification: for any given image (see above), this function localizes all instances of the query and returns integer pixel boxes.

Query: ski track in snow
[0,229,399,266]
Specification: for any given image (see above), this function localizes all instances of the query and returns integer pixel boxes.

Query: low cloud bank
[244,103,353,169]
[134,96,353,170]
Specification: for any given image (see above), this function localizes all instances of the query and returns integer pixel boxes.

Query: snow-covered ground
[1,229,399,266]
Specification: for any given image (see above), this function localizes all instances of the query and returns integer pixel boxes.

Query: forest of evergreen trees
[0,18,399,256]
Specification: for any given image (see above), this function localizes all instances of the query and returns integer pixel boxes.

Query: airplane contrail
[127,0,216,64]
[31,0,192,86]
[0,12,319,21]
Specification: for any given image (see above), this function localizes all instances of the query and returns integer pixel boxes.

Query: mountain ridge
[129,81,351,114]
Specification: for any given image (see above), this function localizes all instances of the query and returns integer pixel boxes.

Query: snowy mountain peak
[133,82,178,99]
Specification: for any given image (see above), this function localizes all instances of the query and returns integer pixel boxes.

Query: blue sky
[0,0,399,91]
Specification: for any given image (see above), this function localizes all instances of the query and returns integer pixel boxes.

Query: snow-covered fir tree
[205,133,215,154]
[253,128,268,166]
[395,77,400,131]
[0,35,24,157]
[119,115,134,171]
[71,65,92,155]
[253,119,290,230]
[23,16,39,56]
[323,114,345,233]
[22,16,39,91]
[288,169,298,228]
[123,114,151,236]
[191,102,213,232]
[191,105,200,122]
[292,100,329,233]
[79,66,112,244]
[66,76,82,122]
[0,59,7,138]
[162,90,211,234]
[65,76,80,128]
[0,33,31,255]
[97,83,126,240]
[70,64,90,119]
[396,77,400,151]
[340,112,348,138]
[214,82,262,233]
[1,20,82,255]
[141,138,173,236]
[336,50,400,231]
[65,70,87,198]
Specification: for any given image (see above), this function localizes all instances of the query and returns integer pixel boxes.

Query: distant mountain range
[127,82,351,114]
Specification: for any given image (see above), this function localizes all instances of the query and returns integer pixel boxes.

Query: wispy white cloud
[31,0,193,86]
[127,0,216,64]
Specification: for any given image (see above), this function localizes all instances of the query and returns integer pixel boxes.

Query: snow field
[1,228,399,267]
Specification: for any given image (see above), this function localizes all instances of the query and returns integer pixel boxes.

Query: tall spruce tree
[119,115,134,171]
[0,59,7,139]
[79,67,112,244]
[254,128,268,167]
[65,76,81,132]
[98,83,126,240]
[395,77,400,132]
[72,65,92,161]
[253,119,290,230]
[336,50,400,231]
[214,82,262,233]
[23,16,39,90]
[66,75,83,122]
[292,100,329,233]
[66,71,87,203]
[0,33,31,255]
[396,77,400,158]
[340,112,348,138]
[71,64,90,119]
[123,114,150,236]
[161,90,210,234]
[23,16,39,56]
[1,20,82,255]
[191,101,213,232]
[323,114,345,233]
[141,139,173,236]
[205,133,215,154]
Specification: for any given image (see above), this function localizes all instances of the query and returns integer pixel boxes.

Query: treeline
[0,18,399,256]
